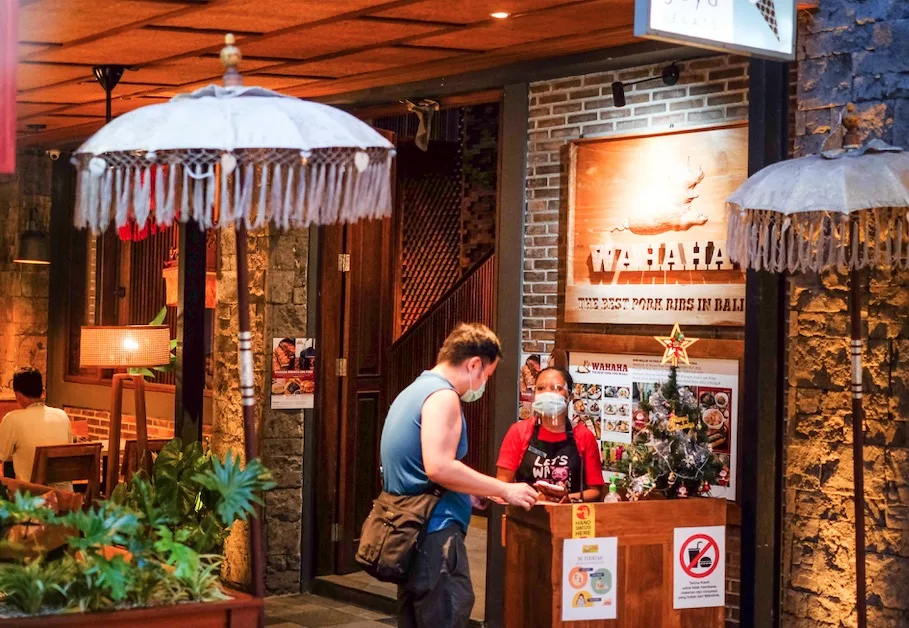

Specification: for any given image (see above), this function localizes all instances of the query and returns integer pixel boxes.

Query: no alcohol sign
[673,526,725,609]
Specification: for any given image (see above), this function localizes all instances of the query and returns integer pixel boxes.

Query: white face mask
[532,392,568,417]
[460,367,486,403]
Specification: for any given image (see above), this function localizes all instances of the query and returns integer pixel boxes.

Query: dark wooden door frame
[485,83,529,628]
[740,58,789,628]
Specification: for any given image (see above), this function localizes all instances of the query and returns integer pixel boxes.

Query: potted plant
[0,438,275,626]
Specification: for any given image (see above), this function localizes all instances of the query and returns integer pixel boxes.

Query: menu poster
[271,337,315,410]
[569,352,739,500]
[562,537,618,621]
[518,352,550,420]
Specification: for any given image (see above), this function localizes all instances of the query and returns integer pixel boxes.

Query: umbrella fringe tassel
[74,150,394,233]
[727,206,909,273]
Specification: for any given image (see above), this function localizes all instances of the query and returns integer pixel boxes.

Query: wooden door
[314,130,396,576]
[335,213,394,573]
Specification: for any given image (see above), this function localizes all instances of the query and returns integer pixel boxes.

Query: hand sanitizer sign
[635,0,795,61]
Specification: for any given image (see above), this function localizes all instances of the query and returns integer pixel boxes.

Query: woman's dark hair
[13,367,43,399]
[536,366,573,392]
[527,354,541,364]
[279,338,294,347]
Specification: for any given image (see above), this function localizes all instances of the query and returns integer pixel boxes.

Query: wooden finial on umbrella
[221,33,243,88]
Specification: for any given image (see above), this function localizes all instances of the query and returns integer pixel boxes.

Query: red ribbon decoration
[117,166,168,241]
[0,0,17,174]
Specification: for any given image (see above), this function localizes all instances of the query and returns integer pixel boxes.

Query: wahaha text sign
[635,0,796,61]
[565,125,748,326]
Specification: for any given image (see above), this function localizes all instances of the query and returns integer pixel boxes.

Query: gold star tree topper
[654,323,699,366]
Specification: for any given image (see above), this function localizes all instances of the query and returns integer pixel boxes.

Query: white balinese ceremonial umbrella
[726,121,909,628]
[70,35,395,606]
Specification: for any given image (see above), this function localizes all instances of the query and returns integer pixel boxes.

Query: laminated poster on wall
[271,337,315,410]
[562,537,618,621]
[569,352,738,499]
[673,525,726,609]
[518,352,550,421]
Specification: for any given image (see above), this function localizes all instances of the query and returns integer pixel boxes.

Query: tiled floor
[266,594,395,627]
[318,516,488,623]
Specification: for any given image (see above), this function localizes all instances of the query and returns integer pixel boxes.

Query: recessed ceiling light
[490,11,510,19]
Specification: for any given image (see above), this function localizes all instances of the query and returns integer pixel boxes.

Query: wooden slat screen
[388,252,496,474]
[128,226,176,385]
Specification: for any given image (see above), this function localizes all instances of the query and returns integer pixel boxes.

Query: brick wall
[783,3,909,626]
[523,55,750,355]
[523,55,752,625]
[64,406,212,442]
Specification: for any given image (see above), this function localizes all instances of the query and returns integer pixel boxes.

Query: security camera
[46,149,61,161]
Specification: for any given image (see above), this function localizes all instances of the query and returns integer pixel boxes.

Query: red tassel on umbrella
[118,166,168,241]
[0,0,17,174]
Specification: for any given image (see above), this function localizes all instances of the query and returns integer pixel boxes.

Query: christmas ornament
[700,481,711,496]
[654,323,699,366]
[677,484,688,498]
[717,466,729,487]
[668,471,676,484]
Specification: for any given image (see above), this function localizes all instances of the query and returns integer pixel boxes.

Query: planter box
[1,590,262,627]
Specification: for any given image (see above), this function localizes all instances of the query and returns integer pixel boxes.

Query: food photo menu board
[568,352,739,499]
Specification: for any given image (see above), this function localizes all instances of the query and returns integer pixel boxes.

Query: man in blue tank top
[381,323,538,628]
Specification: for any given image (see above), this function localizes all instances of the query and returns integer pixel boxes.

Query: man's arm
[421,389,536,509]
[0,417,15,463]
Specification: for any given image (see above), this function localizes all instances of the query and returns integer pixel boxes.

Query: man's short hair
[12,367,43,399]
[437,323,503,366]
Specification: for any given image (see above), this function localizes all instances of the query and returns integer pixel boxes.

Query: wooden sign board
[566,124,748,326]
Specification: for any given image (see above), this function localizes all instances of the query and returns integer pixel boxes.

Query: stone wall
[784,2,909,626]
[0,149,51,387]
[261,227,308,594]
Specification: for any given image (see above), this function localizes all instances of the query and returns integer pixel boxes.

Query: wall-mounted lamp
[14,142,51,266]
[13,208,51,265]
[611,63,680,108]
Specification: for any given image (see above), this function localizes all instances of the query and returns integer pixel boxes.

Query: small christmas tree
[617,364,724,499]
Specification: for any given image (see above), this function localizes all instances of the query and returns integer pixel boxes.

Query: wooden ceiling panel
[127,57,274,86]
[266,46,461,78]
[21,81,163,104]
[17,102,70,118]
[19,0,189,44]
[28,29,224,66]
[411,0,633,50]
[149,75,321,98]
[17,114,104,132]
[18,43,54,58]
[18,63,93,91]
[239,19,440,60]
[153,0,390,34]
[54,96,171,118]
[375,0,583,24]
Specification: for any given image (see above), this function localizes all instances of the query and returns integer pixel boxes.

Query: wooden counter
[504,499,727,628]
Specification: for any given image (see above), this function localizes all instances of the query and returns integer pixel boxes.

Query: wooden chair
[121,438,170,483]
[30,443,102,506]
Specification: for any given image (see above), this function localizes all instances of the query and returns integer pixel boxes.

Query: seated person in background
[0,367,73,485]
[496,367,605,503]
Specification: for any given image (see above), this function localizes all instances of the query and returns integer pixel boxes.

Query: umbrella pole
[849,268,866,628]
[235,224,266,610]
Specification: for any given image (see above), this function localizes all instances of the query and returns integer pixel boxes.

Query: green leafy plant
[0,558,72,615]
[0,438,274,618]
[128,307,178,379]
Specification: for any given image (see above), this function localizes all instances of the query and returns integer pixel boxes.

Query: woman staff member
[496,367,605,502]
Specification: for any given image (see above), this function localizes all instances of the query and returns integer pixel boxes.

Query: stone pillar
[0,150,51,387]
[211,223,308,594]
[784,2,909,625]
[261,227,307,594]
[212,227,269,588]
